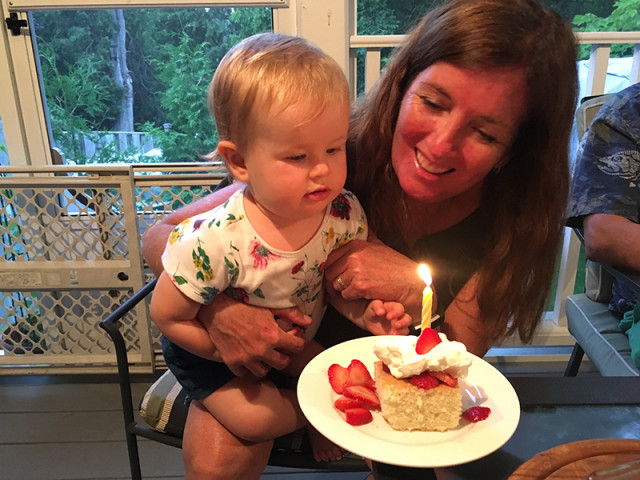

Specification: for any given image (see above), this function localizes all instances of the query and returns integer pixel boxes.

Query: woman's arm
[438,273,494,357]
[323,238,494,356]
[196,297,311,376]
[323,239,427,321]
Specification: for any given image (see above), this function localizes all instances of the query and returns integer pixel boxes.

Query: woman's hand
[197,295,312,377]
[324,239,425,320]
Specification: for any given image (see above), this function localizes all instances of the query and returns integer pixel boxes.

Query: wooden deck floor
[2,358,613,480]
[0,375,367,480]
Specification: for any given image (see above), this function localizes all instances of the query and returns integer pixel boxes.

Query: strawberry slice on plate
[344,385,380,409]
[334,395,363,412]
[346,359,375,390]
[344,407,373,426]
[328,363,349,394]
[415,327,442,354]
[462,406,491,423]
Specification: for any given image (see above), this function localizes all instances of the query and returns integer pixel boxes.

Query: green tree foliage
[573,0,640,58]
[33,11,122,131]
[542,0,614,22]
[35,7,270,164]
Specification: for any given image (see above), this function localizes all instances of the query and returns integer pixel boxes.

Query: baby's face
[241,98,350,224]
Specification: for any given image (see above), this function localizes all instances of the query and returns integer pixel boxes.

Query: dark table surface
[371,375,640,480]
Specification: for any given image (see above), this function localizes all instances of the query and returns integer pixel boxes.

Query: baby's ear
[217,141,249,183]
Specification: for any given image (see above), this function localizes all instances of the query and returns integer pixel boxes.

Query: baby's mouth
[416,148,455,175]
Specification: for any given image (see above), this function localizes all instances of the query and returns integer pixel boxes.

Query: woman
[142,0,578,477]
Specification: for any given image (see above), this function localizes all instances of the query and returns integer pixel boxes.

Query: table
[509,439,640,479]
[370,376,640,480]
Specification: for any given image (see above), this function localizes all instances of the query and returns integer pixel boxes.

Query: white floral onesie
[162,187,368,340]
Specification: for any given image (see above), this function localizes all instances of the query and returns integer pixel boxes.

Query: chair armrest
[99,278,157,431]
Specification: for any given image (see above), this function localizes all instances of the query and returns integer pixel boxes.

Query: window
[32,7,272,165]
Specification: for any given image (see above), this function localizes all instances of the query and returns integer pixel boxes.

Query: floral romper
[161,187,367,399]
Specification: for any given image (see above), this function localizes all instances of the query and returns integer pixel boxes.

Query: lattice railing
[0,164,226,373]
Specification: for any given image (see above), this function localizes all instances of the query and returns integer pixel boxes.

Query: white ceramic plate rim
[297,336,520,467]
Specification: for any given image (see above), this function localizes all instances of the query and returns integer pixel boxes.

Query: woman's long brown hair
[349,0,578,343]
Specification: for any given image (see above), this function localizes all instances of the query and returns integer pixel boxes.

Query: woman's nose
[428,119,459,157]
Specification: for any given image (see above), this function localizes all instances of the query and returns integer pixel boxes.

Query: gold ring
[336,276,346,291]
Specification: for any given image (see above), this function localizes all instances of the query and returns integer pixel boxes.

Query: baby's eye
[326,147,343,155]
[287,154,306,161]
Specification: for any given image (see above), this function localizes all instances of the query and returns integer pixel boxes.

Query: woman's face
[391,62,528,207]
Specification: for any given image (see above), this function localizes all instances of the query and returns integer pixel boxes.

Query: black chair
[100,278,369,480]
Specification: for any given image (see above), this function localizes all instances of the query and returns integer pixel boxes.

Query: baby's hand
[363,300,411,336]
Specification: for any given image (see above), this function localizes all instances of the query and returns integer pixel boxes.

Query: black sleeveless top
[315,207,492,348]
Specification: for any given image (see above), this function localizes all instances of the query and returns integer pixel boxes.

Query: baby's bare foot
[307,425,348,462]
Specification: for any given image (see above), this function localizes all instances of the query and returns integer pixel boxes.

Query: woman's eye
[419,96,444,111]
[475,128,497,144]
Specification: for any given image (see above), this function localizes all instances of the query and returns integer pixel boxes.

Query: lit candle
[418,264,433,331]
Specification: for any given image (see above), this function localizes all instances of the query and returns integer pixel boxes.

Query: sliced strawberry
[344,385,380,409]
[334,395,363,412]
[346,359,375,390]
[462,406,491,423]
[409,371,440,390]
[344,407,373,426]
[429,370,458,387]
[328,363,349,394]
[415,328,442,354]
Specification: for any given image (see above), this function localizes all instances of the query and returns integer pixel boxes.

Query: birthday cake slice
[373,328,472,432]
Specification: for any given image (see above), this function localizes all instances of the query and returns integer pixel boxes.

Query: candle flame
[418,264,432,286]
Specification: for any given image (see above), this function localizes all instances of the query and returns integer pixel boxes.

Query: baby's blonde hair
[209,32,349,150]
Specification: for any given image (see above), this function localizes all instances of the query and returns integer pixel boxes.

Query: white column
[273,0,350,76]
[1,3,51,166]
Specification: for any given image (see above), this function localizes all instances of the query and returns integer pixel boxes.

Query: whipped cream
[374,334,472,379]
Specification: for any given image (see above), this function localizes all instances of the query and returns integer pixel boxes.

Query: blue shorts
[162,336,295,401]
[162,336,236,400]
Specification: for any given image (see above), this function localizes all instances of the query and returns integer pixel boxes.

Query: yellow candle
[418,264,433,331]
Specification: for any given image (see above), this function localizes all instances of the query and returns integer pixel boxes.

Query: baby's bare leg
[202,375,306,443]
[306,423,349,462]
[283,340,350,462]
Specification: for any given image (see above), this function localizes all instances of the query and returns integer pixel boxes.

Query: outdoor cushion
[585,260,614,303]
[140,370,189,437]
[566,294,639,376]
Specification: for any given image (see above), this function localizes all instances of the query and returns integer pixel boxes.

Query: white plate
[297,336,520,468]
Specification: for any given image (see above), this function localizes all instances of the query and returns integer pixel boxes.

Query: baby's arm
[330,294,412,336]
[149,271,219,360]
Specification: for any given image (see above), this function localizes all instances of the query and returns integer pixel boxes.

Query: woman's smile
[415,147,455,176]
